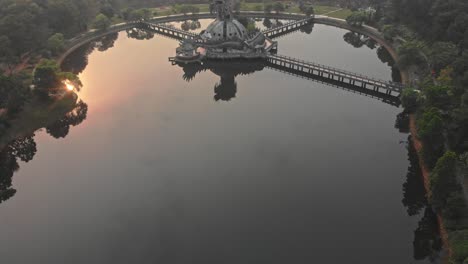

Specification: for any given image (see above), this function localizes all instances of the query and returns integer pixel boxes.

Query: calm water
[0,20,440,263]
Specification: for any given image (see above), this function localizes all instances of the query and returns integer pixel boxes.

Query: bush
[346,11,368,27]
[401,88,420,112]
[450,230,468,263]
[430,151,460,209]
[93,13,111,31]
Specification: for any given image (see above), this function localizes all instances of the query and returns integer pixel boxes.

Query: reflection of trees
[377,46,395,67]
[126,28,154,40]
[413,207,442,261]
[61,42,95,75]
[402,136,427,216]
[395,111,410,133]
[0,135,37,205]
[61,33,121,74]
[376,46,402,82]
[400,135,442,262]
[174,60,265,102]
[95,32,119,52]
[300,23,314,34]
[46,100,88,139]
[343,32,377,49]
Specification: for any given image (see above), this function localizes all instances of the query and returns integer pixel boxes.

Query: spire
[210,0,233,20]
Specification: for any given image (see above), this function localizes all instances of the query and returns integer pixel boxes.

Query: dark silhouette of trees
[0,135,37,205]
[412,207,442,261]
[402,137,427,216]
[46,100,88,138]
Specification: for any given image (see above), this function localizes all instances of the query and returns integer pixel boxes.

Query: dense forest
[365,0,468,262]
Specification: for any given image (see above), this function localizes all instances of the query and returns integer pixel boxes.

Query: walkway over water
[142,22,198,40]
[266,54,403,106]
[263,17,314,39]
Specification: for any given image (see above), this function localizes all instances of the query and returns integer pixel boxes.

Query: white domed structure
[202,19,248,41]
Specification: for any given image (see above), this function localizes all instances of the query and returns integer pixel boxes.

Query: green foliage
[128,8,152,20]
[382,25,397,41]
[401,88,420,112]
[47,33,65,55]
[346,11,368,27]
[429,42,458,72]
[397,41,425,69]
[33,59,80,97]
[430,151,460,209]
[444,191,466,219]
[0,73,29,115]
[93,13,111,31]
[423,84,451,109]
[450,230,468,263]
[273,2,284,13]
[33,59,61,92]
[417,107,444,144]
[417,107,445,168]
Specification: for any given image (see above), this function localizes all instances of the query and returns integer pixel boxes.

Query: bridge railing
[268,54,404,90]
[262,17,313,34]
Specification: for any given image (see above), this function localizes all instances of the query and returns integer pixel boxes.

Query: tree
[382,25,397,41]
[430,151,460,210]
[47,33,65,55]
[304,6,314,17]
[127,8,152,21]
[418,107,444,144]
[273,2,284,13]
[346,11,368,27]
[93,13,111,31]
[397,41,426,69]
[33,59,81,97]
[0,73,29,115]
[423,84,451,109]
[0,36,17,73]
[401,88,420,112]
[34,59,62,94]
[417,107,445,168]
[429,42,458,72]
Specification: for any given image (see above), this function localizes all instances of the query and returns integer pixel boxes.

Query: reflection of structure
[173,58,402,105]
[175,60,265,101]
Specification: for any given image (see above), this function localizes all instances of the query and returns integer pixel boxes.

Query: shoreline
[410,114,451,261]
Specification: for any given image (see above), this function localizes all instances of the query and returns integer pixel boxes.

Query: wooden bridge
[263,17,314,39]
[266,54,403,106]
[141,22,198,40]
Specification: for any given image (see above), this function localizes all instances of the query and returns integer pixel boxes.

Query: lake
[0,19,440,263]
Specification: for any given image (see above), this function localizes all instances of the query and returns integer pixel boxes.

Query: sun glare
[64,80,75,91]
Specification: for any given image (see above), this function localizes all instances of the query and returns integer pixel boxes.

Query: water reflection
[126,28,155,40]
[401,136,443,262]
[0,97,88,204]
[175,60,265,101]
[46,100,88,138]
[0,136,36,204]
[343,32,402,83]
